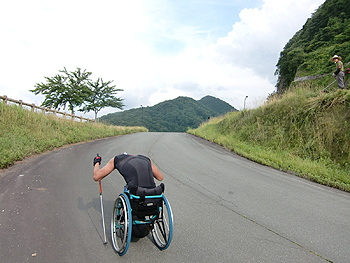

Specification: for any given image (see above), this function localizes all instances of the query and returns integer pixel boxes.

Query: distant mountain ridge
[100,95,237,132]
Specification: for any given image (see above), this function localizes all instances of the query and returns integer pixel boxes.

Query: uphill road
[1,132,349,262]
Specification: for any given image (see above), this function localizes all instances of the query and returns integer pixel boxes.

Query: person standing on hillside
[331,55,345,89]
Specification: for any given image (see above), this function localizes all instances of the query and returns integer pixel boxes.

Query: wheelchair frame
[110,184,173,256]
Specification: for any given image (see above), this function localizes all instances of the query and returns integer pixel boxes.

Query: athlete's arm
[93,157,115,181]
[151,162,163,181]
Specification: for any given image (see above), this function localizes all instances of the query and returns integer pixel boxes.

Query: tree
[31,67,91,114]
[79,78,124,120]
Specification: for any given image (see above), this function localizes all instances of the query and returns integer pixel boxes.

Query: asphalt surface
[0,132,349,262]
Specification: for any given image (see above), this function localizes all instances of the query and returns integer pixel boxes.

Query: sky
[0,0,325,119]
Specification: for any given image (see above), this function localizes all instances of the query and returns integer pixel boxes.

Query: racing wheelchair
[111,183,173,256]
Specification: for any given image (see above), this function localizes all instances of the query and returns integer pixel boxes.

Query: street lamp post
[244,96,248,110]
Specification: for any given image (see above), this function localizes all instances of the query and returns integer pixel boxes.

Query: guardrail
[0,95,95,123]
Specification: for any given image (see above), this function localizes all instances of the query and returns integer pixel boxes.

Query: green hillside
[189,0,350,192]
[276,0,350,91]
[199,95,235,116]
[100,95,237,132]
[0,101,146,168]
[189,87,350,192]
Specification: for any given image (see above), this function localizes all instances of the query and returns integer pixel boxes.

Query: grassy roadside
[188,86,350,192]
[0,102,147,169]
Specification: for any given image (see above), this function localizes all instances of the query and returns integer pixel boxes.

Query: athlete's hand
[93,154,102,166]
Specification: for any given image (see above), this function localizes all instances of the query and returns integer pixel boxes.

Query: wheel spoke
[111,195,131,255]
[151,198,173,250]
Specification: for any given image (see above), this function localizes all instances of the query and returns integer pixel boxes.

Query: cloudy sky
[0,0,324,119]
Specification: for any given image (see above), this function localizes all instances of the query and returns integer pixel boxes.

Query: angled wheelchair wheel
[111,193,132,256]
[151,195,173,250]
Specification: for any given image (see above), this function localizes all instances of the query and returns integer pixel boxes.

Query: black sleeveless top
[114,154,156,188]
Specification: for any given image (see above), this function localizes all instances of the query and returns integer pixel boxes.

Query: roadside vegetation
[188,83,350,192]
[0,102,147,169]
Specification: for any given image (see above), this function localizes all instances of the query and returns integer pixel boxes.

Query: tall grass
[188,84,350,192]
[0,102,147,168]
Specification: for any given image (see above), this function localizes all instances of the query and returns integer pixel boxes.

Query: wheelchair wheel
[111,193,132,256]
[151,195,173,250]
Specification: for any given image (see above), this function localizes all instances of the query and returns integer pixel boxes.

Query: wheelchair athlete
[93,153,164,237]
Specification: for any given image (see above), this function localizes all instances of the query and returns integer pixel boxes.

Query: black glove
[93,154,102,166]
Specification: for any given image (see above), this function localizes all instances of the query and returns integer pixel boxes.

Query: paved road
[1,133,349,262]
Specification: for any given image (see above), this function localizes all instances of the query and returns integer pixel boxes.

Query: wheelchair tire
[111,193,132,256]
[151,195,173,250]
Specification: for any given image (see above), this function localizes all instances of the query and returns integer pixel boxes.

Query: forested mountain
[199,95,234,116]
[275,0,350,91]
[100,95,237,132]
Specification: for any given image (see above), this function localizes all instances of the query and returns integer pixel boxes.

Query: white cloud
[0,0,325,118]
[214,0,323,80]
